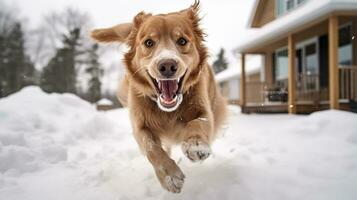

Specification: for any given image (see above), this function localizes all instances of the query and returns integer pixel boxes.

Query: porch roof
[215,55,262,83]
[235,0,357,53]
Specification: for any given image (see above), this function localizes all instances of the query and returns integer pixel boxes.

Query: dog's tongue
[159,80,178,101]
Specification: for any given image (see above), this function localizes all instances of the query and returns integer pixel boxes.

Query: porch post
[288,34,296,114]
[328,15,339,109]
[240,53,246,110]
[265,52,273,86]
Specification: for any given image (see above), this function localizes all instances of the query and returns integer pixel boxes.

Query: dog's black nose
[158,59,177,78]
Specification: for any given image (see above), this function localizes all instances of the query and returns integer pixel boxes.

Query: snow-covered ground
[1,86,357,200]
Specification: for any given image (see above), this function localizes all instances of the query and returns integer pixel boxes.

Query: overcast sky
[9,0,256,65]
[6,0,256,93]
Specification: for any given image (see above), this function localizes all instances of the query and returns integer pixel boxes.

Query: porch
[243,67,357,113]
[239,15,357,114]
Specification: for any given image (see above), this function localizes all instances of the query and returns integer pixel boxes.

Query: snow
[235,0,357,53]
[1,86,357,200]
[97,98,114,106]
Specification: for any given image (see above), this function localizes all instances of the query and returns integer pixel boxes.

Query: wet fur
[91,1,227,193]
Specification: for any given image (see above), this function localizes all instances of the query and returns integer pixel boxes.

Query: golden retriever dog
[91,1,227,193]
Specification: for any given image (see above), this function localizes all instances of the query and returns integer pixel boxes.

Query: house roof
[215,55,262,83]
[247,0,265,28]
[235,0,357,53]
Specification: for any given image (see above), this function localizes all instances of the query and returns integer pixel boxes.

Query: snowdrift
[0,86,357,200]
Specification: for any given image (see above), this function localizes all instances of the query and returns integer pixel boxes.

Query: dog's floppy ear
[91,12,152,44]
[91,23,133,43]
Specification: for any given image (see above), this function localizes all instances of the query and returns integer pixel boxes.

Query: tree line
[0,2,103,103]
[0,0,229,103]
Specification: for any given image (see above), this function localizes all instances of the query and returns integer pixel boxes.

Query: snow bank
[1,86,357,200]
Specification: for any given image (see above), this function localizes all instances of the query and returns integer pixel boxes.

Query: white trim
[260,56,266,82]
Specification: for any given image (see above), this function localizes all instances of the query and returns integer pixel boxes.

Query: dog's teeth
[156,79,159,83]
[177,78,180,82]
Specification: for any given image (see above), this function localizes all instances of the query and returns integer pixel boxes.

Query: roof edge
[247,0,261,28]
[235,0,357,53]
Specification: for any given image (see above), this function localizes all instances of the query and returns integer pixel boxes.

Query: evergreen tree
[41,28,81,94]
[0,22,35,97]
[86,44,103,103]
[212,48,228,74]
[0,26,8,97]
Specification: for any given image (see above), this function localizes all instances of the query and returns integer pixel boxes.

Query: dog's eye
[144,39,155,48]
[177,37,187,46]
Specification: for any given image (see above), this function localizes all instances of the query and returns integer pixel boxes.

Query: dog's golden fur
[91,1,227,193]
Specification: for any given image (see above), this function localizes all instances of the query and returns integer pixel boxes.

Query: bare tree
[0,0,17,35]
[30,7,92,69]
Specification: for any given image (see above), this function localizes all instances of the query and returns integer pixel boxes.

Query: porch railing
[245,66,357,106]
[246,81,266,104]
[246,81,288,105]
[246,75,320,105]
[296,74,320,103]
[339,66,357,101]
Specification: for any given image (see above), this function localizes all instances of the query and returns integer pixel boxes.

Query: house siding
[219,73,260,103]
[251,0,276,28]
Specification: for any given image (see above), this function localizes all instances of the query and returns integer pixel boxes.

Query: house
[215,55,263,105]
[234,0,357,114]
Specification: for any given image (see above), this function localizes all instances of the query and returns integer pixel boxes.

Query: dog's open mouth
[148,72,185,112]
[158,79,180,106]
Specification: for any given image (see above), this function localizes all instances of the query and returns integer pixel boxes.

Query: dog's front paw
[182,137,211,162]
[155,159,185,193]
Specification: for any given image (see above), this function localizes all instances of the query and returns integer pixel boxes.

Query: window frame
[274,37,319,90]
[338,22,353,66]
[274,47,289,81]
[276,0,308,17]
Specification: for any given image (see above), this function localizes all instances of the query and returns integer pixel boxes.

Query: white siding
[228,78,240,99]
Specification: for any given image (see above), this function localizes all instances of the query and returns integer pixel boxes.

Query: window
[295,38,319,91]
[339,24,353,66]
[286,0,295,11]
[275,49,289,80]
[276,0,286,16]
[276,0,308,16]
[305,43,318,75]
